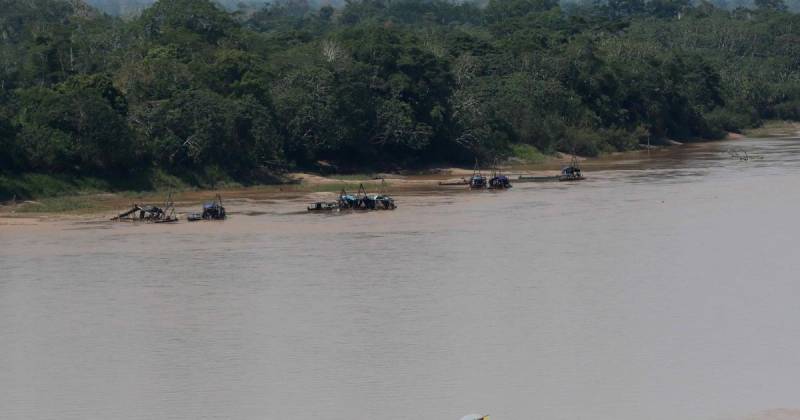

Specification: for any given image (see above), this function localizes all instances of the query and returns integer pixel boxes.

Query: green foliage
[704,107,759,135]
[137,0,237,46]
[139,89,281,175]
[2,0,800,192]
[510,143,546,163]
[14,195,98,213]
[486,0,559,22]
[773,100,800,120]
[755,0,788,11]
[0,108,20,169]
[15,74,133,172]
[0,172,112,201]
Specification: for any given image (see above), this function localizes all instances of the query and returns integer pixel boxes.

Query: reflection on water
[2,136,800,420]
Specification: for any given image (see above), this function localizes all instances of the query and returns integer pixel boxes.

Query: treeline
[1,0,799,187]
[82,0,800,16]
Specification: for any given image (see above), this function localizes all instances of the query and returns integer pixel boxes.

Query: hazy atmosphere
[83,0,800,15]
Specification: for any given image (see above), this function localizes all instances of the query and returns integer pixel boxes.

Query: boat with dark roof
[488,164,513,189]
[187,194,226,221]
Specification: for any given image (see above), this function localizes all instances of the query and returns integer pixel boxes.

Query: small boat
[361,193,396,210]
[188,194,226,221]
[488,164,512,189]
[558,164,584,181]
[469,174,487,189]
[469,160,487,189]
[352,183,396,210]
[489,174,512,189]
[318,182,396,212]
[338,190,360,209]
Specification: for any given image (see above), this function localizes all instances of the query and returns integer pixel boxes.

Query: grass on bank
[0,173,109,200]
[509,144,547,164]
[12,196,101,214]
[0,170,391,214]
[0,166,257,203]
[743,120,800,137]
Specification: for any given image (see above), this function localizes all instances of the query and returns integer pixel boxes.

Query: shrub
[510,143,546,163]
[703,107,760,137]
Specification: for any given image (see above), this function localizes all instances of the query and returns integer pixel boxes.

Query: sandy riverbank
[2,122,798,225]
[0,153,716,225]
[0,171,524,224]
[0,152,584,222]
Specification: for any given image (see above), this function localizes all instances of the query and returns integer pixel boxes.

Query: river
[2,135,800,420]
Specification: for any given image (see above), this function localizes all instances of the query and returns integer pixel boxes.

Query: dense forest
[82,0,800,15]
[1,0,799,194]
[86,0,276,15]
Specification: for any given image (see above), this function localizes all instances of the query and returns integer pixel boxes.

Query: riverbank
[742,120,800,137]
[0,151,577,218]
[0,169,533,219]
[2,121,798,220]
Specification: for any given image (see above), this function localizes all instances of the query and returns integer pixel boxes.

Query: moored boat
[188,194,226,221]
[470,174,487,189]
[488,165,512,189]
[311,182,397,213]
[469,160,488,189]
[489,174,512,188]
[351,183,396,210]
[558,156,585,181]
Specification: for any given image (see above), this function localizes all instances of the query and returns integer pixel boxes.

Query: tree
[142,89,281,175]
[137,0,237,46]
[0,108,20,170]
[486,0,559,22]
[648,0,691,18]
[755,0,788,10]
[16,74,133,172]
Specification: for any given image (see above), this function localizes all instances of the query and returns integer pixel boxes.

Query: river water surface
[2,135,800,420]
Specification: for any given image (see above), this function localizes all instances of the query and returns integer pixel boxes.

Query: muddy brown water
[2,136,800,420]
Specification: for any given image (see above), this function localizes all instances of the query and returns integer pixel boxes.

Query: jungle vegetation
[1,0,799,196]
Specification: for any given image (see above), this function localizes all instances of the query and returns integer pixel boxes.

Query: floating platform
[517,162,585,183]
[516,174,586,182]
[438,179,469,186]
[307,202,339,212]
[308,183,396,213]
